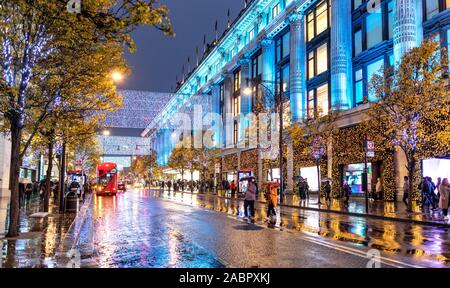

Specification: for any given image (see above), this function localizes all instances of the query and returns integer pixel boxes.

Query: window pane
[316,2,328,35]
[317,83,329,116]
[307,14,315,41]
[276,39,281,63]
[308,90,315,118]
[354,0,362,9]
[426,0,440,19]
[367,58,384,101]
[316,43,328,75]
[354,29,362,55]
[366,8,383,49]
[258,54,263,76]
[355,69,363,104]
[282,32,290,58]
[447,0,450,9]
[388,0,394,39]
[282,64,290,93]
[308,52,315,79]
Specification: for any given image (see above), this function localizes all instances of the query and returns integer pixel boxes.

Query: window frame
[305,0,330,43]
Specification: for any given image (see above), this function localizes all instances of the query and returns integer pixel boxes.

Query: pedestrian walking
[324,181,331,203]
[243,178,256,221]
[403,176,410,208]
[266,183,278,222]
[342,181,351,206]
[304,178,310,199]
[427,177,437,209]
[420,177,434,212]
[438,178,450,220]
[298,180,307,202]
[436,177,442,202]
[25,183,33,203]
[230,180,236,196]
[375,178,383,200]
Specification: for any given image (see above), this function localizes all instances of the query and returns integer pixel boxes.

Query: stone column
[330,0,353,110]
[258,149,263,189]
[287,142,294,193]
[288,12,306,122]
[223,75,234,148]
[211,84,221,146]
[261,37,275,95]
[239,57,251,147]
[393,0,421,63]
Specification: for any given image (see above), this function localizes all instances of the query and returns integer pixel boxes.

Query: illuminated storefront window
[343,163,372,194]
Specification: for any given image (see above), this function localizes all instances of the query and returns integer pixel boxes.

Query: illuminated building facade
[144,0,450,198]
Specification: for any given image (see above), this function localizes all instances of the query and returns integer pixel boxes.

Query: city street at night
[1,0,449,274]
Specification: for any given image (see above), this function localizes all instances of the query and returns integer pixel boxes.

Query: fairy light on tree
[369,38,450,212]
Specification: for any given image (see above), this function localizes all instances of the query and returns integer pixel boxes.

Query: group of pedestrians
[242,178,279,225]
[159,179,216,193]
[404,176,450,219]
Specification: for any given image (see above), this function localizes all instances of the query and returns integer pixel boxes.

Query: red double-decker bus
[96,162,118,195]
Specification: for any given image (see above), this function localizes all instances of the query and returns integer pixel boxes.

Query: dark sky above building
[119,0,245,93]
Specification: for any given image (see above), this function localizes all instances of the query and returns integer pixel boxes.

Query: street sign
[365,140,375,158]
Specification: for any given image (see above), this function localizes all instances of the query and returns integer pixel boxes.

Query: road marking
[299,234,424,268]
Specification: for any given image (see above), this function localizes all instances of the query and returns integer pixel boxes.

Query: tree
[369,38,450,212]
[130,153,157,179]
[289,110,339,202]
[168,147,194,181]
[0,0,172,237]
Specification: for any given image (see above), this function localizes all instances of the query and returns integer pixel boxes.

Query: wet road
[79,189,450,268]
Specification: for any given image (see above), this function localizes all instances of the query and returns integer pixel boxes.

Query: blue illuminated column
[261,37,275,97]
[240,57,252,115]
[288,11,306,122]
[393,0,421,63]
[223,75,233,148]
[330,0,353,110]
[239,57,251,145]
[211,84,221,146]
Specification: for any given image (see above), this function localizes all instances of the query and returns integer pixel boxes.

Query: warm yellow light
[243,86,252,96]
[103,130,110,136]
[111,71,124,82]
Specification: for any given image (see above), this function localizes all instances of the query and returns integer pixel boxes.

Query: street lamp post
[244,78,285,204]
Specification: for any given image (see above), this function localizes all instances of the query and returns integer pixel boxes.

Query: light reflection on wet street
[82,188,450,268]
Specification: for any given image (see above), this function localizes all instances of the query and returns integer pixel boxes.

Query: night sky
[119,0,245,93]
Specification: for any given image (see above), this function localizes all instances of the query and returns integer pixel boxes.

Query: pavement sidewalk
[0,193,91,268]
[153,187,450,227]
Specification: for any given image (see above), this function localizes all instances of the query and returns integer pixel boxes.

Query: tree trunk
[407,154,416,213]
[44,141,54,213]
[6,124,22,238]
[316,159,321,204]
